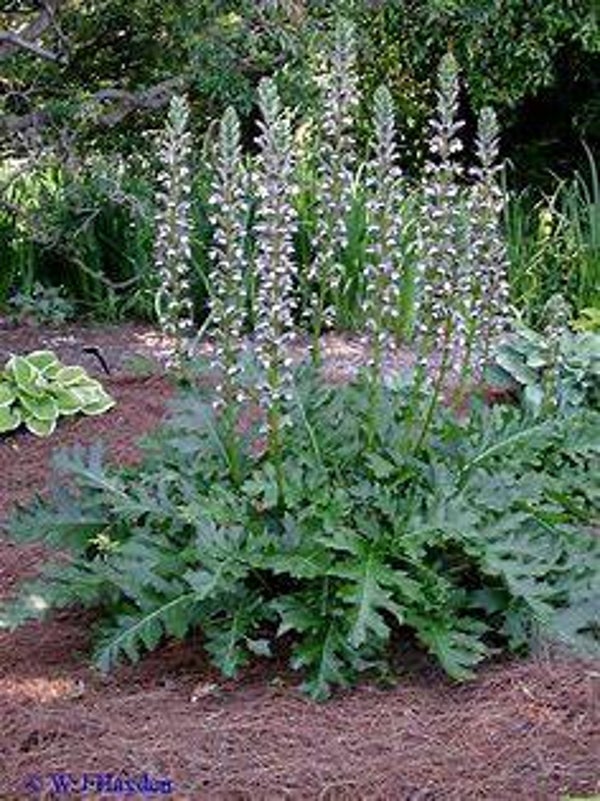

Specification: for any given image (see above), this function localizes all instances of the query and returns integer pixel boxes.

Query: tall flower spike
[542,293,571,414]
[416,52,465,385]
[466,106,511,377]
[208,106,249,408]
[307,17,359,356]
[154,95,195,367]
[253,78,298,417]
[363,85,405,379]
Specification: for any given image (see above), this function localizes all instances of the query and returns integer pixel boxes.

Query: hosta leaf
[42,362,62,380]
[82,394,115,416]
[51,387,83,415]
[524,384,544,415]
[526,353,548,369]
[6,354,38,389]
[16,384,46,401]
[24,415,57,437]
[0,405,21,433]
[0,383,16,407]
[79,378,108,392]
[19,393,59,421]
[54,365,90,385]
[0,354,98,420]
[70,385,103,407]
[495,351,539,385]
[26,350,61,372]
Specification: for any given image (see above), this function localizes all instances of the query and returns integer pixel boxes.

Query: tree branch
[1,109,51,134]
[0,77,185,135]
[93,78,184,126]
[0,30,64,62]
[0,0,66,62]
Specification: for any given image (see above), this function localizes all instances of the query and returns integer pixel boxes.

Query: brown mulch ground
[0,323,598,801]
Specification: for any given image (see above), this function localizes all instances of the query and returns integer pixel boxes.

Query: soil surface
[0,323,598,800]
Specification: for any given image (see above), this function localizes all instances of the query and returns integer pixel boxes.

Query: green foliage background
[2,1,598,171]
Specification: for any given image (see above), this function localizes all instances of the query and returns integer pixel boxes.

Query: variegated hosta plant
[0,351,115,437]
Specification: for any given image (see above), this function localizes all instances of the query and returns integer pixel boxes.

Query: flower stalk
[307,17,359,363]
[541,294,571,414]
[466,106,511,380]
[207,105,251,485]
[253,78,299,501]
[154,95,195,369]
[208,106,249,408]
[363,84,405,382]
[413,53,464,445]
[362,84,406,444]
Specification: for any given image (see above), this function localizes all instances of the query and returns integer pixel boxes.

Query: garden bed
[0,323,598,800]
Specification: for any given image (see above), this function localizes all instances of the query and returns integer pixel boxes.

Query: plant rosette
[0,350,115,437]
[2,369,597,700]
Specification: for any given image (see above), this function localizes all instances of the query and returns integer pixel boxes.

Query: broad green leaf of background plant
[0,351,115,438]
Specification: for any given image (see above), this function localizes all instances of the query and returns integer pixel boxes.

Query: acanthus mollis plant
[363,84,406,382]
[253,78,298,499]
[208,105,250,412]
[306,17,359,361]
[154,94,195,368]
[414,52,466,445]
[463,106,511,382]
